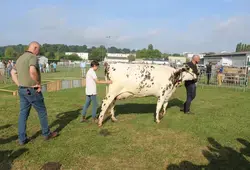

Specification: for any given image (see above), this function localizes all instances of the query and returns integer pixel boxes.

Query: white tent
[38,56,48,65]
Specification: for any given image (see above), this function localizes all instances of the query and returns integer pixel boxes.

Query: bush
[128,54,136,62]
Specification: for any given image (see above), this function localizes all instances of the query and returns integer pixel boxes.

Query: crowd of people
[39,62,57,73]
[0,60,16,78]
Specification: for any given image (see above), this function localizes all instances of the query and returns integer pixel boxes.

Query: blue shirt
[53,63,57,68]
[219,67,223,73]
[80,62,86,68]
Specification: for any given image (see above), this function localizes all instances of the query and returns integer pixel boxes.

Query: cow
[98,63,197,127]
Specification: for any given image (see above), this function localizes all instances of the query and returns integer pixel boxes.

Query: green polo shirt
[16,51,41,87]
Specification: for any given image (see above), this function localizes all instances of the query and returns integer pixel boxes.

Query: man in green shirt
[11,41,58,145]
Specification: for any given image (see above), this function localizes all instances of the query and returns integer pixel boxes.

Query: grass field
[1,67,250,169]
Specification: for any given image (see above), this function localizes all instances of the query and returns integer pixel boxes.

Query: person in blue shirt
[52,62,57,72]
[80,60,86,77]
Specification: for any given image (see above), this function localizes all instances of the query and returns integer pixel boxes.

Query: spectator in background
[80,60,86,78]
[206,62,212,85]
[50,63,53,72]
[7,60,12,78]
[53,62,57,72]
[217,65,223,86]
[43,63,46,73]
[12,61,16,70]
[81,60,112,123]
[39,63,43,73]
[11,41,58,145]
[46,62,49,73]
[3,60,7,76]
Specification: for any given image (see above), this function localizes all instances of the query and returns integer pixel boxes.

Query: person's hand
[107,80,112,84]
[34,84,42,92]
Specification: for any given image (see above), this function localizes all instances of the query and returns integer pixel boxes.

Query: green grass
[1,84,250,169]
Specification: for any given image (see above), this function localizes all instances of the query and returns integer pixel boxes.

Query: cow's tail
[104,62,110,80]
[104,62,110,95]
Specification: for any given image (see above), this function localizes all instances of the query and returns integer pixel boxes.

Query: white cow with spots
[98,63,197,127]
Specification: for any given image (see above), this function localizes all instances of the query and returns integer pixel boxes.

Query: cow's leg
[162,101,169,116]
[98,95,116,127]
[108,100,118,122]
[108,92,133,122]
[155,98,165,123]
[158,89,174,120]
[162,93,172,116]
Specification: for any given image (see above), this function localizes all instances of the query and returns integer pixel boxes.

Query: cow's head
[173,64,197,85]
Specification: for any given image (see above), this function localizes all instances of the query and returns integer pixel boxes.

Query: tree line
[0,43,181,61]
[235,43,250,52]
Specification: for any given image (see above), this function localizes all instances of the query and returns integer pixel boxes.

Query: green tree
[152,49,161,58]
[247,45,250,51]
[89,47,107,61]
[172,53,181,56]
[67,54,82,61]
[54,52,64,60]
[122,48,131,53]
[162,53,170,60]
[4,47,15,58]
[136,49,148,58]
[45,52,55,59]
[128,54,136,62]
[236,43,242,52]
[148,44,154,50]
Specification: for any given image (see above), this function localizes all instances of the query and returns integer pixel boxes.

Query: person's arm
[11,69,19,86]
[94,79,112,84]
[29,66,40,85]
[91,71,112,84]
[29,57,40,85]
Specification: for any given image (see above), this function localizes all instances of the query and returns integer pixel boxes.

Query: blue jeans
[184,83,196,113]
[82,95,98,118]
[18,87,50,143]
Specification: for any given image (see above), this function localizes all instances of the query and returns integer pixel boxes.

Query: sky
[0,0,250,53]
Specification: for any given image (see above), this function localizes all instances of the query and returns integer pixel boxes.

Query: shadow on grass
[31,109,81,140]
[100,98,183,124]
[166,137,250,170]
[0,124,18,145]
[0,135,18,145]
[0,124,12,130]
[0,148,28,170]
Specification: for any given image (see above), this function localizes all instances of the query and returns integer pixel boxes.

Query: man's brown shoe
[44,132,58,141]
[17,138,31,146]
[81,116,88,122]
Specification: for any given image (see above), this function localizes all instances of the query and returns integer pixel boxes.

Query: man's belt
[19,86,39,90]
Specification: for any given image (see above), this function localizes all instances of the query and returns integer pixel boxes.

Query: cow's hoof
[98,123,103,127]
[111,118,118,122]
[156,120,160,124]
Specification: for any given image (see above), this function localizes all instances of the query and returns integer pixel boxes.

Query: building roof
[205,51,250,57]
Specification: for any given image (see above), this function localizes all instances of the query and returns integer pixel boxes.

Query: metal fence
[40,79,85,93]
[198,70,249,91]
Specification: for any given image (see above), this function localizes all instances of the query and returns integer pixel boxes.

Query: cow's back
[107,63,176,97]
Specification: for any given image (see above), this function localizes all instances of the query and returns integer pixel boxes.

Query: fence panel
[61,80,71,89]
[72,79,81,88]
[198,71,249,90]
